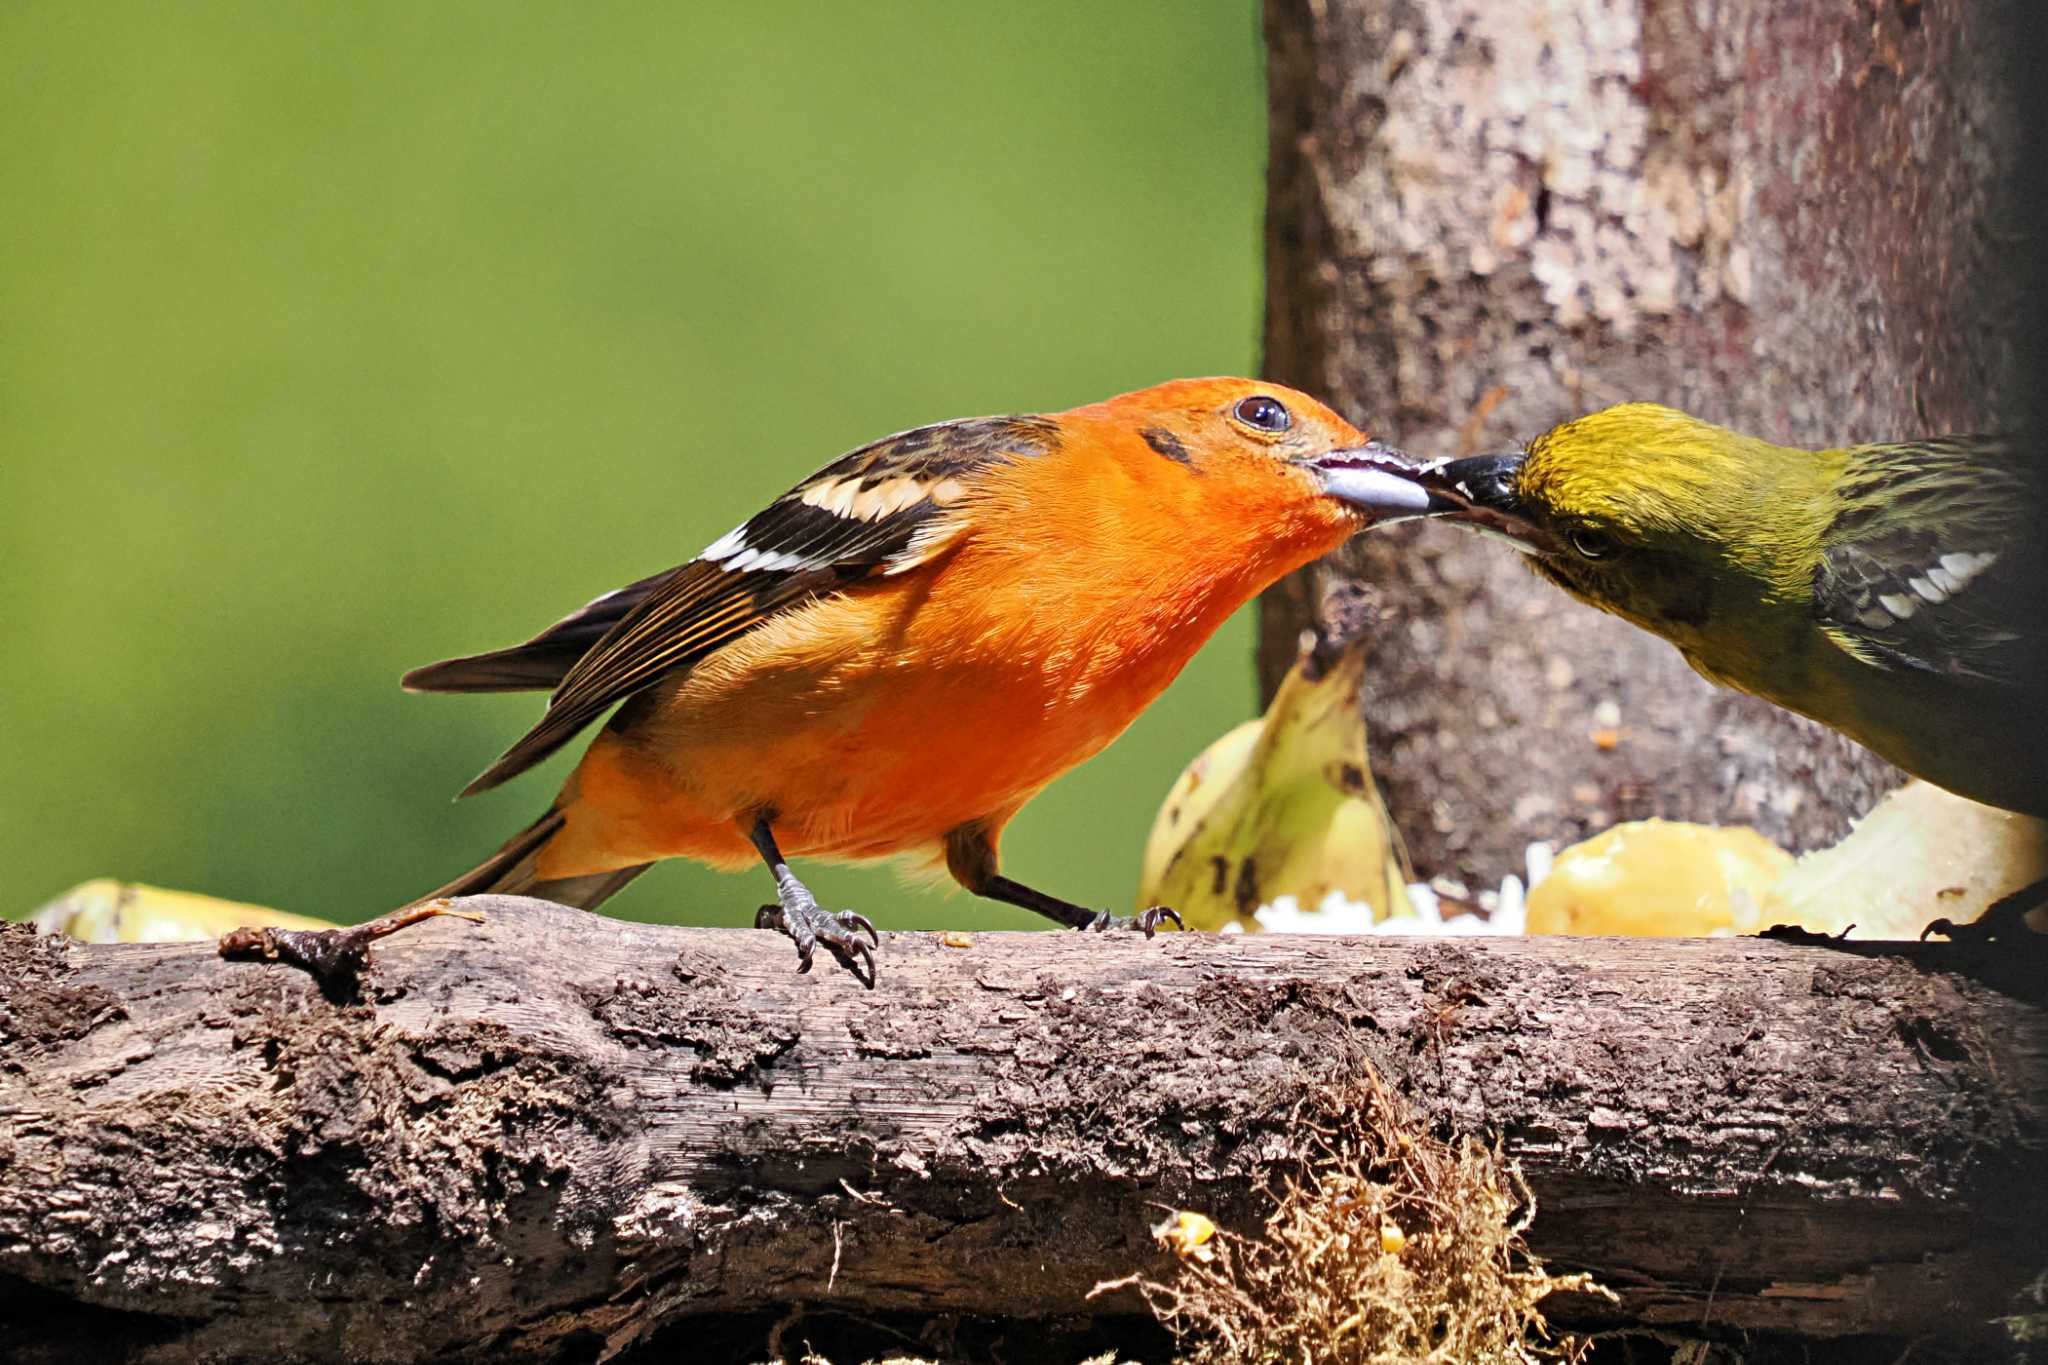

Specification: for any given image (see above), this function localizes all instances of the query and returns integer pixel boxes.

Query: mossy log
[4,898,2046,1360]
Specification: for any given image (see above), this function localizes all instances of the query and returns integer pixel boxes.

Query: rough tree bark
[1259,0,2034,886]
[4,901,2046,1361]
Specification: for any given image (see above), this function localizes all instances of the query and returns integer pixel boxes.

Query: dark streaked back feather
[1811,436,2037,684]
[403,568,679,694]
[436,414,1062,797]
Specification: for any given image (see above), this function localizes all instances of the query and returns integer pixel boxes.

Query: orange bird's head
[1044,377,1443,578]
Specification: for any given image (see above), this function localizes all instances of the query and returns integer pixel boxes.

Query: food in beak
[1310,443,1464,521]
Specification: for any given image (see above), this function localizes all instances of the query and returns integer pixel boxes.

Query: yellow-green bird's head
[1429,403,1843,649]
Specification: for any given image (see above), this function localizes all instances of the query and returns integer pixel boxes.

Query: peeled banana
[1523,820,1791,937]
[1139,627,1411,930]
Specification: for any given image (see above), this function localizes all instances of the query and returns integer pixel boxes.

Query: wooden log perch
[4,898,2047,1360]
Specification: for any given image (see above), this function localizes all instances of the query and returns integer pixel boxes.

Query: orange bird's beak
[1302,443,1462,524]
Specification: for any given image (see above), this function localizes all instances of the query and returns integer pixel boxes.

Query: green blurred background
[1,3,1268,930]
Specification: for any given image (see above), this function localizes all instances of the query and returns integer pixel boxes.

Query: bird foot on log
[1921,876,2048,952]
[218,900,484,996]
[755,901,878,988]
[1085,905,1185,936]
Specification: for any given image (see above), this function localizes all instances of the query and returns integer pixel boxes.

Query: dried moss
[1123,1072,1606,1364]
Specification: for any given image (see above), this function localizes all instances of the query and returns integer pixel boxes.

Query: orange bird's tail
[414,807,650,912]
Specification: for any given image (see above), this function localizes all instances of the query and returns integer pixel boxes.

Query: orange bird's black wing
[406,415,1062,797]
[401,567,679,694]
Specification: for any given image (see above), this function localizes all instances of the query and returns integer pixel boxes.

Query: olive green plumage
[1437,403,2046,815]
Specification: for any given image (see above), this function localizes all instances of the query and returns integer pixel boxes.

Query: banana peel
[1139,629,1411,930]
[26,878,337,944]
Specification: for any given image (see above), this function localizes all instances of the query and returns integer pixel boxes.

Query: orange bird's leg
[942,822,1183,935]
[745,813,879,985]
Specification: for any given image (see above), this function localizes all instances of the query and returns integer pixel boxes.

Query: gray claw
[758,901,877,988]
[1079,906,1184,937]
[1136,905,1185,936]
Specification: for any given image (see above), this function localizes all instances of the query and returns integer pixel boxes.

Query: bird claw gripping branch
[401,379,1445,982]
[1104,906,1185,936]
[1920,876,2048,949]
[755,900,879,987]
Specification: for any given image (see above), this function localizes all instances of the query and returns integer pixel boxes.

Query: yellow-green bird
[1415,403,2044,812]
[1392,403,2045,936]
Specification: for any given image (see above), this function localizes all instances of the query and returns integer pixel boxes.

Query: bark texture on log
[4,900,2046,1361]
[1260,0,2034,885]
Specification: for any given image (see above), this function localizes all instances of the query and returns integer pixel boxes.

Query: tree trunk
[1259,0,2033,886]
[5,901,2046,1361]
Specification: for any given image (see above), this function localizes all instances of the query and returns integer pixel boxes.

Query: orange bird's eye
[1232,395,1292,433]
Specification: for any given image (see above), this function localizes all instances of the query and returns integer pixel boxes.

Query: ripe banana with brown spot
[1139,626,1411,930]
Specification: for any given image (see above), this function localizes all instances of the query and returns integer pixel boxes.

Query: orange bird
[405,378,1434,979]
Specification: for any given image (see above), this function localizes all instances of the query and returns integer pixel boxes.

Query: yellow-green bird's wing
[1811,436,2039,686]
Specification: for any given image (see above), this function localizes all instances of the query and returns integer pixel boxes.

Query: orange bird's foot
[218,899,483,996]
[1085,905,1186,937]
[747,814,878,986]
[756,899,878,987]
[1921,876,2048,950]
[972,872,1185,937]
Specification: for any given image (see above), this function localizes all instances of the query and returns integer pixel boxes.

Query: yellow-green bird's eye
[1568,525,1615,559]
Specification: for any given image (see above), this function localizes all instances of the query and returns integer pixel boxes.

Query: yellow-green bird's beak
[1429,451,1561,554]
